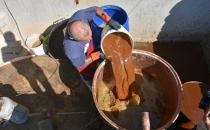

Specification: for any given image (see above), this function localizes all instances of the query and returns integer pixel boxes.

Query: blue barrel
[91,5,129,50]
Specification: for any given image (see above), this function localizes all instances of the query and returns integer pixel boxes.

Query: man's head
[69,21,92,41]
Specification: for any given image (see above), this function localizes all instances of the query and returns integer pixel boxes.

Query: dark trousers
[1,104,29,127]
[10,104,29,124]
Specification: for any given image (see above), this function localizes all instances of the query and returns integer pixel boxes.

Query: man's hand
[95,6,121,30]
[0,118,4,124]
[142,112,150,130]
[90,51,100,61]
[78,51,101,72]
[107,19,121,30]
[95,6,111,22]
[204,108,210,130]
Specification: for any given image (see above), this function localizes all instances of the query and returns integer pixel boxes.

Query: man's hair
[69,20,90,41]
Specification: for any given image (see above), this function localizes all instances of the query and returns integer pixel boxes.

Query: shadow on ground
[1,31,29,62]
[0,55,114,130]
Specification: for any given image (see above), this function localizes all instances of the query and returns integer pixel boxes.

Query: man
[63,6,121,80]
[0,97,29,127]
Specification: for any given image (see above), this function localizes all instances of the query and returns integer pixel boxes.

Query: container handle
[53,17,66,25]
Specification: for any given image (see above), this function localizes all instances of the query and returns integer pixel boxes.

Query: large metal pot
[92,50,183,130]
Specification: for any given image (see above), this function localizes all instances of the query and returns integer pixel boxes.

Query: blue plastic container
[91,5,129,50]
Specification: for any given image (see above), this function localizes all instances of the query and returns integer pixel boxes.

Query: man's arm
[95,6,121,30]
[75,6,111,23]
[95,6,111,23]
[68,6,121,30]
[81,6,121,29]
[77,51,100,72]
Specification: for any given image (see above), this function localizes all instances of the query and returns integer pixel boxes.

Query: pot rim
[92,49,183,130]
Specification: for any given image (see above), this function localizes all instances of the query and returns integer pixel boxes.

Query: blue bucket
[91,5,129,50]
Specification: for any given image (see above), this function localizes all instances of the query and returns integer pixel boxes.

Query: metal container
[92,50,183,130]
[25,34,47,56]
[100,25,134,55]
[47,19,68,59]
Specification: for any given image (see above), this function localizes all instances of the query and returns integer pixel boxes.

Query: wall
[1,0,210,42]
[0,0,210,63]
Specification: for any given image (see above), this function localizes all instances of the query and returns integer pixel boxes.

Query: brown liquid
[102,32,135,100]
[97,72,166,129]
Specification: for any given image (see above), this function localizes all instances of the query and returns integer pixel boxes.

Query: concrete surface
[0,0,210,42]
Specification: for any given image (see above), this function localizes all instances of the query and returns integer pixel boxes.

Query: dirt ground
[0,55,114,130]
[0,43,209,130]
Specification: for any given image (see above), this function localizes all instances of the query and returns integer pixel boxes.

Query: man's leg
[1,120,9,128]
[10,104,29,124]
